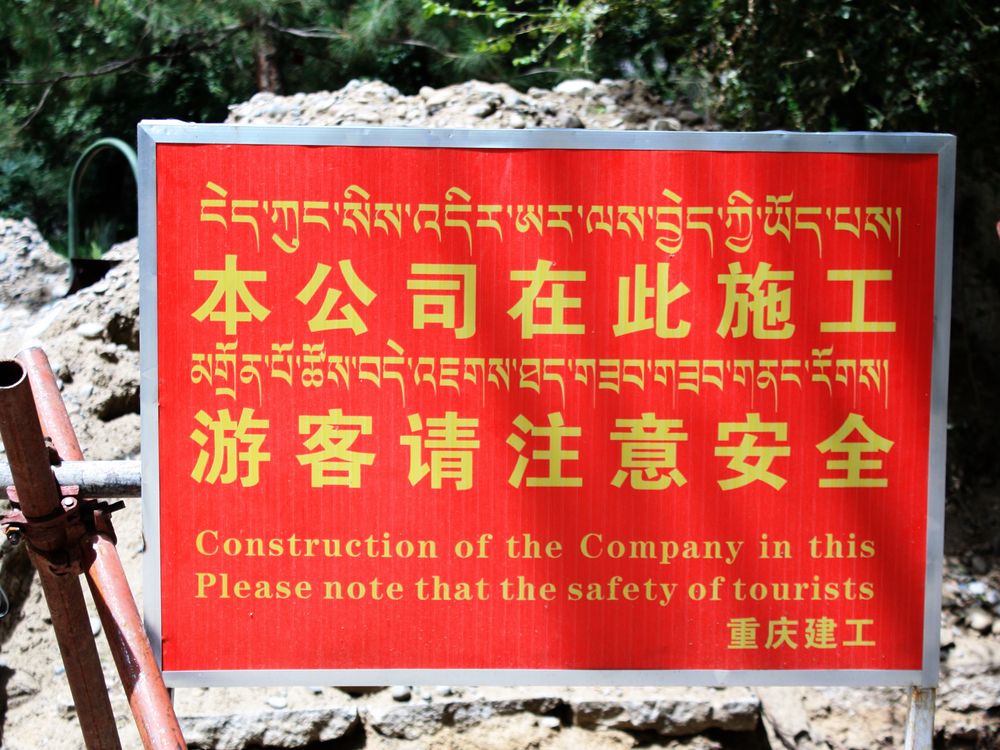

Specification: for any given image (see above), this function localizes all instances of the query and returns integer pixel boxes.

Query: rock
[555,79,597,97]
[502,91,524,107]
[365,702,448,740]
[946,634,1000,677]
[571,688,758,736]
[13,237,143,459]
[940,626,955,648]
[966,607,994,633]
[758,687,825,750]
[425,88,452,113]
[559,113,584,129]
[364,691,562,739]
[678,109,702,125]
[467,101,495,118]
[75,322,104,340]
[350,107,382,124]
[181,707,358,750]
[390,685,411,702]
[941,578,961,607]
[312,97,335,113]
[0,217,69,309]
[970,555,989,574]
[650,117,682,131]
[538,715,562,730]
[965,580,987,597]
[3,669,40,709]
[940,675,1000,713]
[337,685,384,696]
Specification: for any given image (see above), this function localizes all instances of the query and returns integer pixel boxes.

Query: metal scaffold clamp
[2,473,124,576]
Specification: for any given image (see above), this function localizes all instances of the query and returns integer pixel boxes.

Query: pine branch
[17,82,56,132]
[268,23,351,41]
[2,23,248,87]
[4,23,250,129]
[268,21,464,59]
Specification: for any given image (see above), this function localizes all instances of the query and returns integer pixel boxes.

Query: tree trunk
[254,15,282,94]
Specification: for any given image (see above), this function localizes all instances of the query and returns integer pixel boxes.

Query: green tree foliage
[0,0,496,245]
[423,0,714,92]
[424,1,1000,146]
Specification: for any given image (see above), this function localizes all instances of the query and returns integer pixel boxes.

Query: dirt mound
[0,217,68,309]
[226,78,711,131]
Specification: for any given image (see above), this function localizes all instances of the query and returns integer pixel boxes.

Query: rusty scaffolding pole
[0,348,186,750]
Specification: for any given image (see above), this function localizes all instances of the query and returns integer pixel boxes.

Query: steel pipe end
[0,360,26,390]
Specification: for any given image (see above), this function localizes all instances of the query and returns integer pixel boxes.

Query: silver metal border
[137,124,163,665]
[163,668,925,689]
[138,122,955,689]
[921,137,956,687]
[139,121,951,153]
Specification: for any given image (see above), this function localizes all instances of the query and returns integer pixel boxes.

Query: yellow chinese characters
[727,617,760,649]
[401,412,480,490]
[185,407,895,491]
[297,409,374,488]
[727,616,874,649]
[614,263,690,338]
[715,413,790,491]
[190,408,270,487]
[508,260,586,338]
[821,270,896,333]
[816,413,894,488]
[407,263,476,339]
[296,259,375,335]
[764,616,798,649]
[804,617,838,649]
[610,413,688,490]
[507,412,582,487]
[717,262,795,339]
[192,254,270,335]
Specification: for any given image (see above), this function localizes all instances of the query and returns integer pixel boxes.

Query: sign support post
[904,687,935,750]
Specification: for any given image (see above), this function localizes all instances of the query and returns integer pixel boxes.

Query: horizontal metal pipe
[1,459,141,499]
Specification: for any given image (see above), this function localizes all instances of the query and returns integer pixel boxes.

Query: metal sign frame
[138,122,954,689]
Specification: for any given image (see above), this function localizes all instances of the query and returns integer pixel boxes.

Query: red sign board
[140,126,953,686]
